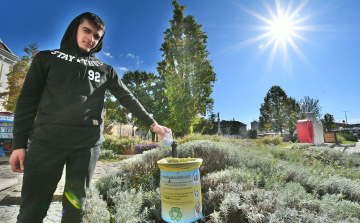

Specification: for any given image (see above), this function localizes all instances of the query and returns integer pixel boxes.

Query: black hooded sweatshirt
[12,12,155,150]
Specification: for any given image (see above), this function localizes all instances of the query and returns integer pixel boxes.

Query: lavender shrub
[134,143,160,154]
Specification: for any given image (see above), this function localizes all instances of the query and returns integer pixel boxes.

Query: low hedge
[338,133,358,142]
[134,143,160,154]
[83,140,360,222]
[175,133,223,144]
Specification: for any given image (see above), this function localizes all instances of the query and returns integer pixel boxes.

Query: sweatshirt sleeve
[12,52,47,150]
[107,67,155,127]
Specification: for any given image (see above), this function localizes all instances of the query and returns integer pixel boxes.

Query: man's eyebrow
[82,27,92,32]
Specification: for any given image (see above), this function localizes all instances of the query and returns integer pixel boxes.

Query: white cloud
[135,56,143,65]
[127,53,135,58]
[103,52,114,58]
[117,67,129,72]
[126,53,143,66]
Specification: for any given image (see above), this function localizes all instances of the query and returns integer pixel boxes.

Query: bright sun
[232,0,321,71]
[271,17,295,41]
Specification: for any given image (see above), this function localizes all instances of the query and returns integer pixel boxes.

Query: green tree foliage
[259,85,288,136]
[321,113,335,133]
[103,89,129,135]
[299,96,322,121]
[193,116,213,134]
[230,119,240,135]
[0,43,39,111]
[259,86,302,136]
[121,70,168,130]
[286,96,300,136]
[157,1,216,135]
[103,89,131,135]
[203,112,218,135]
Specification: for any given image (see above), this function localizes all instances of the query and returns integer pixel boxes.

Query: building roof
[0,38,18,63]
[220,120,246,126]
[0,38,16,56]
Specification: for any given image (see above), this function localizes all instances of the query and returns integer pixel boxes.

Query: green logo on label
[169,207,182,221]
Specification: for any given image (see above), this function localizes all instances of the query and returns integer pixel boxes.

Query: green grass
[276,142,293,148]
[341,141,357,144]
[99,156,129,162]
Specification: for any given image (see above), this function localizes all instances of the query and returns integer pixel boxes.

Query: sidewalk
[0,156,128,222]
[332,141,360,153]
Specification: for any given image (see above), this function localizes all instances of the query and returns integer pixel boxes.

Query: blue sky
[2,0,359,127]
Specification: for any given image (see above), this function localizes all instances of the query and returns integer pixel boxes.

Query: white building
[0,38,18,111]
[251,121,259,131]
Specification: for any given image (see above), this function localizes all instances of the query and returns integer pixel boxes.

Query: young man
[9,12,168,222]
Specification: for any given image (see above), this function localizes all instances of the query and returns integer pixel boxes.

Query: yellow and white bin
[157,158,203,223]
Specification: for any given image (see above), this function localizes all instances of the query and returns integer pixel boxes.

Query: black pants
[17,141,100,223]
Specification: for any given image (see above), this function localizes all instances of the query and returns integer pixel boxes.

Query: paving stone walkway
[0,156,128,222]
[332,141,360,153]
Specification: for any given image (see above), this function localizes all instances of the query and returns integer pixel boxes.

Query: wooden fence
[324,132,337,143]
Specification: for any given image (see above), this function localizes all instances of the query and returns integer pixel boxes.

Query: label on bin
[160,169,203,222]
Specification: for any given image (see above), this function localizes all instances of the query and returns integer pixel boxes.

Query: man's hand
[152,124,169,139]
[9,149,26,173]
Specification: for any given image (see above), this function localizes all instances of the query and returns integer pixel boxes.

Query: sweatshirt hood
[60,12,105,57]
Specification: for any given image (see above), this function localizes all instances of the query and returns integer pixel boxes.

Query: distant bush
[336,134,346,144]
[283,133,298,142]
[175,133,223,144]
[247,129,257,139]
[134,143,160,154]
[102,135,143,155]
[339,133,358,142]
[293,133,299,142]
[258,135,283,145]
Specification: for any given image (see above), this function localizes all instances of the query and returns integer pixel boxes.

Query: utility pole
[342,111,349,129]
[217,112,221,135]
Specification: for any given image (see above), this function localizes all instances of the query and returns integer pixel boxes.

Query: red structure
[297,120,314,144]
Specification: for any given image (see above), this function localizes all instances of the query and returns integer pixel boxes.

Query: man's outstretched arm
[107,67,170,138]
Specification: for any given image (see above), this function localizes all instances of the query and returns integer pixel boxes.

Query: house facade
[0,38,18,111]
[220,119,247,138]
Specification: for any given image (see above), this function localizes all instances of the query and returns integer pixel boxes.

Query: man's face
[76,19,103,53]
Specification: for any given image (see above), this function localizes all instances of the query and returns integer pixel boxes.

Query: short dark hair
[80,12,105,33]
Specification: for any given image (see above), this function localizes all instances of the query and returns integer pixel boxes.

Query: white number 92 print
[88,70,100,82]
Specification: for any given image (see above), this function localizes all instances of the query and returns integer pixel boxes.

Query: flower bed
[101,135,143,155]
[84,140,360,222]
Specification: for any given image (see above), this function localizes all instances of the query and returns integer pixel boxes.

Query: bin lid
[157,157,203,172]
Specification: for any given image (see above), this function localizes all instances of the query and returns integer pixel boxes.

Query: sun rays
[229,0,325,73]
